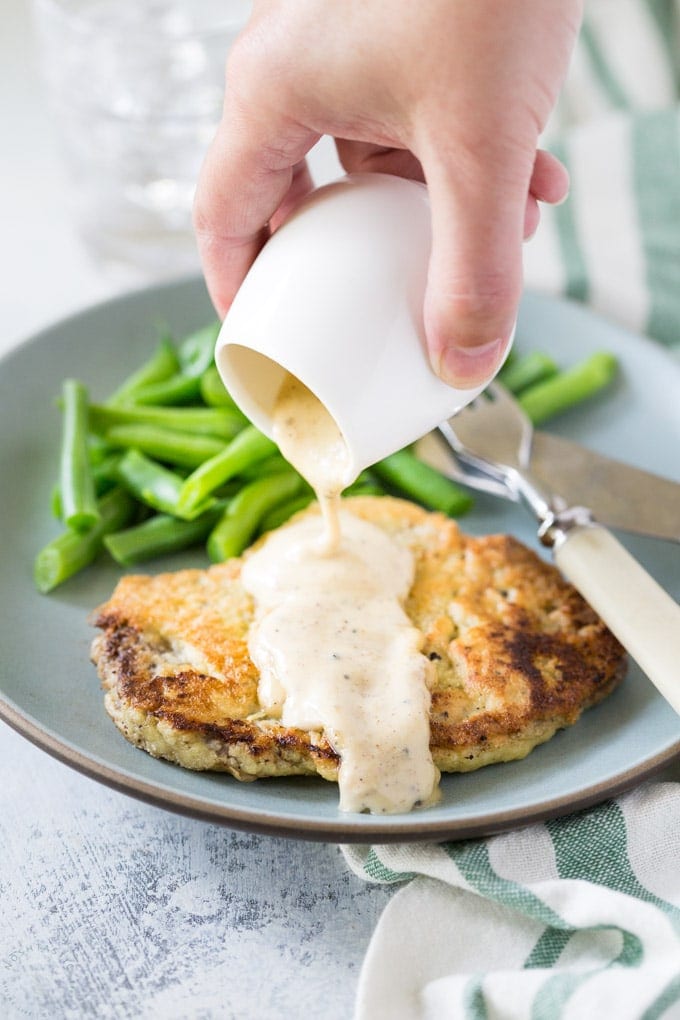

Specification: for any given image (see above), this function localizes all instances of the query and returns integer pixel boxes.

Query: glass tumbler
[32,0,252,277]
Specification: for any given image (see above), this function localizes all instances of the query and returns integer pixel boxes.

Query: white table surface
[0,4,394,1018]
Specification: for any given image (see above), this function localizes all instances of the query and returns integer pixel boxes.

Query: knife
[415,429,680,543]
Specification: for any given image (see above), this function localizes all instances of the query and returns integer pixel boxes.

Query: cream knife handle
[554,525,680,717]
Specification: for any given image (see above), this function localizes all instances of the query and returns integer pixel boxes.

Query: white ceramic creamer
[215,172,512,481]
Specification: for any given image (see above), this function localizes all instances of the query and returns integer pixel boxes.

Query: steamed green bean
[107,338,179,405]
[103,424,226,468]
[177,425,277,516]
[519,352,618,424]
[373,449,474,516]
[104,503,225,566]
[34,487,136,593]
[60,379,100,531]
[208,472,305,562]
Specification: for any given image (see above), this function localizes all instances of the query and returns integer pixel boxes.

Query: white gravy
[240,372,440,813]
[271,373,351,552]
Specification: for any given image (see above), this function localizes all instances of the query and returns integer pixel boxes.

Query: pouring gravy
[240,373,440,813]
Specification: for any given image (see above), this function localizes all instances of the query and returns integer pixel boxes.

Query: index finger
[193,85,319,317]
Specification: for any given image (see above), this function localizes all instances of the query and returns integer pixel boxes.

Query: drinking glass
[32,0,252,276]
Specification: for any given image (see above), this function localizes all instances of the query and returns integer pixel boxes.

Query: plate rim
[2,275,679,843]
[1,693,679,842]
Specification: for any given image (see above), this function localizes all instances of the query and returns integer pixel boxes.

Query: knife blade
[415,429,680,542]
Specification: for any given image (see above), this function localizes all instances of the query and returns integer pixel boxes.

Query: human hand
[194,0,582,387]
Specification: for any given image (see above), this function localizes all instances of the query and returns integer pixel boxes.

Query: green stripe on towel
[549,141,590,304]
[646,0,680,87]
[580,21,631,110]
[632,108,680,346]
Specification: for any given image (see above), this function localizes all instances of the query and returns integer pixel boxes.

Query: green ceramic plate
[1,277,678,842]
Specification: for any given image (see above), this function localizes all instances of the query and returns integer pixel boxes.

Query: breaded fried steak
[90,497,626,784]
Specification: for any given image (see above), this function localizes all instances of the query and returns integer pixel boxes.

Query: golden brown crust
[90,497,627,782]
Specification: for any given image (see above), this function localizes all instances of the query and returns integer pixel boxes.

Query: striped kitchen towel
[525,0,680,350]
[343,3,680,1017]
[343,783,680,1019]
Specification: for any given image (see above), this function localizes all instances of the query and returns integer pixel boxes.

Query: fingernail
[437,338,507,389]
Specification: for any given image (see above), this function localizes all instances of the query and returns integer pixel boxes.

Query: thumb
[422,155,527,389]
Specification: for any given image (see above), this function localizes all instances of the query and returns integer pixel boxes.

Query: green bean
[259,492,316,532]
[121,373,203,406]
[89,403,244,441]
[177,322,220,378]
[34,487,136,593]
[498,351,558,395]
[499,347,517,372]
[92,452,124,486]
[103,425,225,468]
[52,452,123,520]
[104,504,225,566]
[373,448,473,516]
[107,338,179,405]
[177,425,278,515]
[107,324,221,406]
[344,470,384,496]
[343,482,385,498]
[115,449,214,519]
[519,352,618,425]
[239,453,294,480]
[87,434,117,464]
[254,471,383,534]
[208,472,305,562]
[59,379,100,531]
[199,364,242,411]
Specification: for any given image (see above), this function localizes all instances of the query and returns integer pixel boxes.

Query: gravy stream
[241,373,440,813]
[270,373,350,552]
